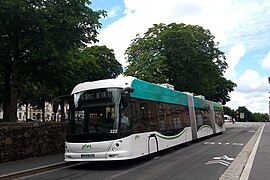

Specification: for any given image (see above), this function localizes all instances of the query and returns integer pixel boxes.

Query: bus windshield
[66,88,122,143]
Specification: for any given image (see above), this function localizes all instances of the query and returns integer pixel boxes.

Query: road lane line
[232,143,244,146]
[203,142,215,145]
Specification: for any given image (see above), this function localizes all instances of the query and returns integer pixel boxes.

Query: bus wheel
[184,141,191,147]
[146,152,156,160]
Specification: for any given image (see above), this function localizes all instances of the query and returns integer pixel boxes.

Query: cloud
[95,0,270,113]
[227,91,268,113]
[106,6,122,19]
[224,44,246,79]
[97,0,270,66]
[223,1,270,50]
[236,70,268,93]
[226,69,269,113]
[261,50,270,69]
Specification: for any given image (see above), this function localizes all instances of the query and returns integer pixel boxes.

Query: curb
[219,124,265,180]
[0,162,76,180]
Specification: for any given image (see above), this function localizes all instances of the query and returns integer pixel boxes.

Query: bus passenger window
[140,103,146,117]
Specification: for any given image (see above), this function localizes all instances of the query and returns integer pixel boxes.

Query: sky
[90,0,270,114]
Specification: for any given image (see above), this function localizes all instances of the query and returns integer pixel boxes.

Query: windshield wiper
[94,125,113,137]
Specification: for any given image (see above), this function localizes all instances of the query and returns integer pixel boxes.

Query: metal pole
[268,77,270,120]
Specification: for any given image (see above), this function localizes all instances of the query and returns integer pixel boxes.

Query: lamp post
[268,77,270,119]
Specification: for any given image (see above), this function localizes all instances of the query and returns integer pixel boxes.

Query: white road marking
[203,142,215,145]
[213,155,234,161]
[222,155,234,161]
[205,160,221,164]
[219,160,230,166]
[206,155,234,167]
[205,160,231,166]
[204,142,244,146]
[232,143,244,146]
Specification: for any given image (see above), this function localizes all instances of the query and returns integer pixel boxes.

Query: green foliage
[82,46,123,80]
[225,106,268,122]
[223,106,233,117]
[253,112,268,122]
[63,46,123,87]
[206,77,236,105]
[18,45,123,113]
[0,0,106,63]
[0,0,106,121]
[237,106,255,122]
[124,28,169,83]
[124,23,236,104]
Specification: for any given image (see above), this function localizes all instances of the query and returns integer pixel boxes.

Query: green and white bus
[53,76,225,161]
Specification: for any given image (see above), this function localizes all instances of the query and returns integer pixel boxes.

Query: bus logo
[82,144,92,150]
[135,135,140,140]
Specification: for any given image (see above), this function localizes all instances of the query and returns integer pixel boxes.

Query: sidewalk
[248,123,270,180]
[0,153,72,179]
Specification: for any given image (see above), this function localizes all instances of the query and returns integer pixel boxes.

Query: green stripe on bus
[156,128,187,140]
[193,97,210,109]
[197,124,212,132]
[130,79,189,106]
[213,103,223,111]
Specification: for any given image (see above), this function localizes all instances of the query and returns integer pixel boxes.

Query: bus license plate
[81,154,95,158]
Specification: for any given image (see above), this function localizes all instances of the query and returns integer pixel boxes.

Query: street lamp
[268,77,270,120]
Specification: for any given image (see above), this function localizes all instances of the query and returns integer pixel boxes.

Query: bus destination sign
[79,89,113,106]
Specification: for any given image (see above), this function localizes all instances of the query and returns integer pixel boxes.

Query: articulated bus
[53,76,225,161]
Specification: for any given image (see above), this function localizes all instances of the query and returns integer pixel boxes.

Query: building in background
[0,102,55,122]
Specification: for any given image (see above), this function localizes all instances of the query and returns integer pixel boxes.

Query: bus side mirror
[52,95,72,114]
[121,87,134,107]
[53,99,60,114]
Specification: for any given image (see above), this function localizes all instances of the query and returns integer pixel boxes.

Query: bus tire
[146,152,156,160]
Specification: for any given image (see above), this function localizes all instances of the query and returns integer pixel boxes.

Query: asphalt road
[20,123,261,180]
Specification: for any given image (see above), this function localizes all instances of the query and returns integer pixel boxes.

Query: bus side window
[156,103,166,131]
[147,101,157,131]
[140,103,146,117]
[139,102,149,131]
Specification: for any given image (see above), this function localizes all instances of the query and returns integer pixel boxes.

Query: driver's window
[105,107,115,124]
[88,107,116,131]
[74,111,85,133]
[89,113,100,125]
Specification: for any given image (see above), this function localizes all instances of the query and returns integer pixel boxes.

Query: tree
[253,112,268,122]
[17,45,122,122]
[224,106,269,122]
[124,23,236,104]
[223,106,233,117]
[207,77,236,105]
[237,106,255,122]
[0,0,105,121]
[82,46,123,80]
[53,46,123,89]
[54,46,123,121]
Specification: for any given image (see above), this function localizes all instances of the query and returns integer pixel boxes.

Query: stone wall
[0,122,66,162]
